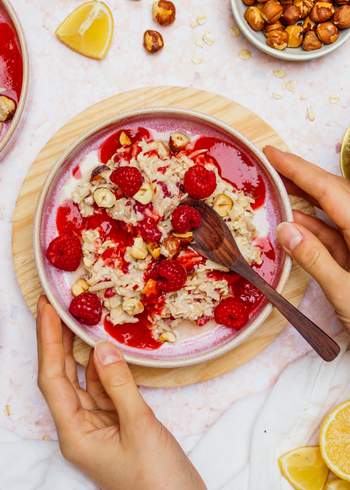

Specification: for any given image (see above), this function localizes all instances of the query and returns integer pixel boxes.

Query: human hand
[264,146,350,329]
[36,296,206,490]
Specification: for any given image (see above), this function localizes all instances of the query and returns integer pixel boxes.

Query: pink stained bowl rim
[33,107,293,369]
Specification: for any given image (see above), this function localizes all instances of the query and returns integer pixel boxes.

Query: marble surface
[0,0,347,446]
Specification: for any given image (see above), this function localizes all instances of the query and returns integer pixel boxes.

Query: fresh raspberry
[110,166,143,197]
[214,297,248,330]
[69,292,102,326]
[184,165,216,199]
[46,234,82,271]
[151,259,187,292]
[139,217,162,243]
[171,204,201,233]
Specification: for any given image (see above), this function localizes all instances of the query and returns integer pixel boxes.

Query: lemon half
[55,1,114,60]
[320,401,350,482]
[279,446,329,490]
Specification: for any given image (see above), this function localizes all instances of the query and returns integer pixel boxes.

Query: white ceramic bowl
[0,0,29,157]
[34,108,293,368]
[231,0,350,61]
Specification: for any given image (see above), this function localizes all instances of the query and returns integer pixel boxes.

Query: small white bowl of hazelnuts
[231,0,350,61]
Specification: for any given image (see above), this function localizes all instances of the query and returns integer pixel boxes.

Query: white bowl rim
[231,0,350,62]
[34,107,293,368]
[0,0,29,155]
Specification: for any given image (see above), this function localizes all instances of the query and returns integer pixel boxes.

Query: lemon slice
[279,447,329,490]
[320,401,350,481]
[326,480,350,490]
[55,1,114,60]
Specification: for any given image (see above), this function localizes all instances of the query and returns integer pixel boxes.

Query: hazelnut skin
[143,30,164,53]
[302,30,323,49]
[310,2,335,23]
[316,21,339,43]
[303,16,316,31]
[286,24,304,47]
[266,28,288,49]
[282,5,301,25]
[334,5,350,29]
[262,0,283,23]
[264,20,284,33]
[245,6,266,31]
[152,1,176,26]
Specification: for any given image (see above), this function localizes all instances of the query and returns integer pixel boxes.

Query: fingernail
[95,342,122,366]
[277,222,303,252]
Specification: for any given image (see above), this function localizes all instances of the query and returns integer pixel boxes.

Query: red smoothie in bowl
[35,110,292,368]
[0,0,27,153]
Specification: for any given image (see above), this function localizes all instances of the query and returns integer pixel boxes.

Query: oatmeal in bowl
[34,109,292,367]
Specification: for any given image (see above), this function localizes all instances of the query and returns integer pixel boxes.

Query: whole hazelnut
[152,0,176,26]
[243,0,256,5]
[266,28,288,48]
[262,0,283,23]
[334,5,350,28]
[286,24,304,47]
[310,2,335,22]
[316,21,339,43]
[245,6,266,31]
[281,5,301,24]
[302,30,323,49]
[143,30,164,53]
[264,20,284,33]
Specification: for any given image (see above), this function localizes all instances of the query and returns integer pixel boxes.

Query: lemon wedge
[278,447,329,490]
[326,480,350,490]
[320,401,350,481]
[55,1,114,60]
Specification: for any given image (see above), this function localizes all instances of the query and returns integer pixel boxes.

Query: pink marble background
[0,0,346,442]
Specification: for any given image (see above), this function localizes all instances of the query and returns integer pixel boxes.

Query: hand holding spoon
[185,198,340,362]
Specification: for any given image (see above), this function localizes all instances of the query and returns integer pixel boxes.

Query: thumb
[277,221,349,309]
[94,341,148,427]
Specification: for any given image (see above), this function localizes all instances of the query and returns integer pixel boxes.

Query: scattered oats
[4,404,11,416]
[239,49,252,60]
[191,56,203,65]
[230,25,240,37]
[284,80,296,92]
[202,31,215,46]
[191,15,207,28]
[42,435,50,441]
[329,95,340,104]
[272,93,283,100]
[273,69,286,79]
[306,106,315,122]
[195,38,204,48]
[299,95,307,101]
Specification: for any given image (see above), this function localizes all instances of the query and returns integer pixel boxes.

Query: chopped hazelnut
[245,6,266,31]
[152,0,176,26]
[266,28,288,49]
[286,24,304,47]
[169,132,190,152]
[316,21,339,43]
[0,96,16,123]
[143,30,164,54]
[334,5,350,29]
[90,165,109,182]
[302,29,323,49]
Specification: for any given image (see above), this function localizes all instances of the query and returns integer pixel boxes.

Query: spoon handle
[232,261,340,362]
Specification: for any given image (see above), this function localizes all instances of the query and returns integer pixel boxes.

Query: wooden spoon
[185,198,340,362]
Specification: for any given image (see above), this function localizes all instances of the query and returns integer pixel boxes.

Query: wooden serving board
[12,86,312,388]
